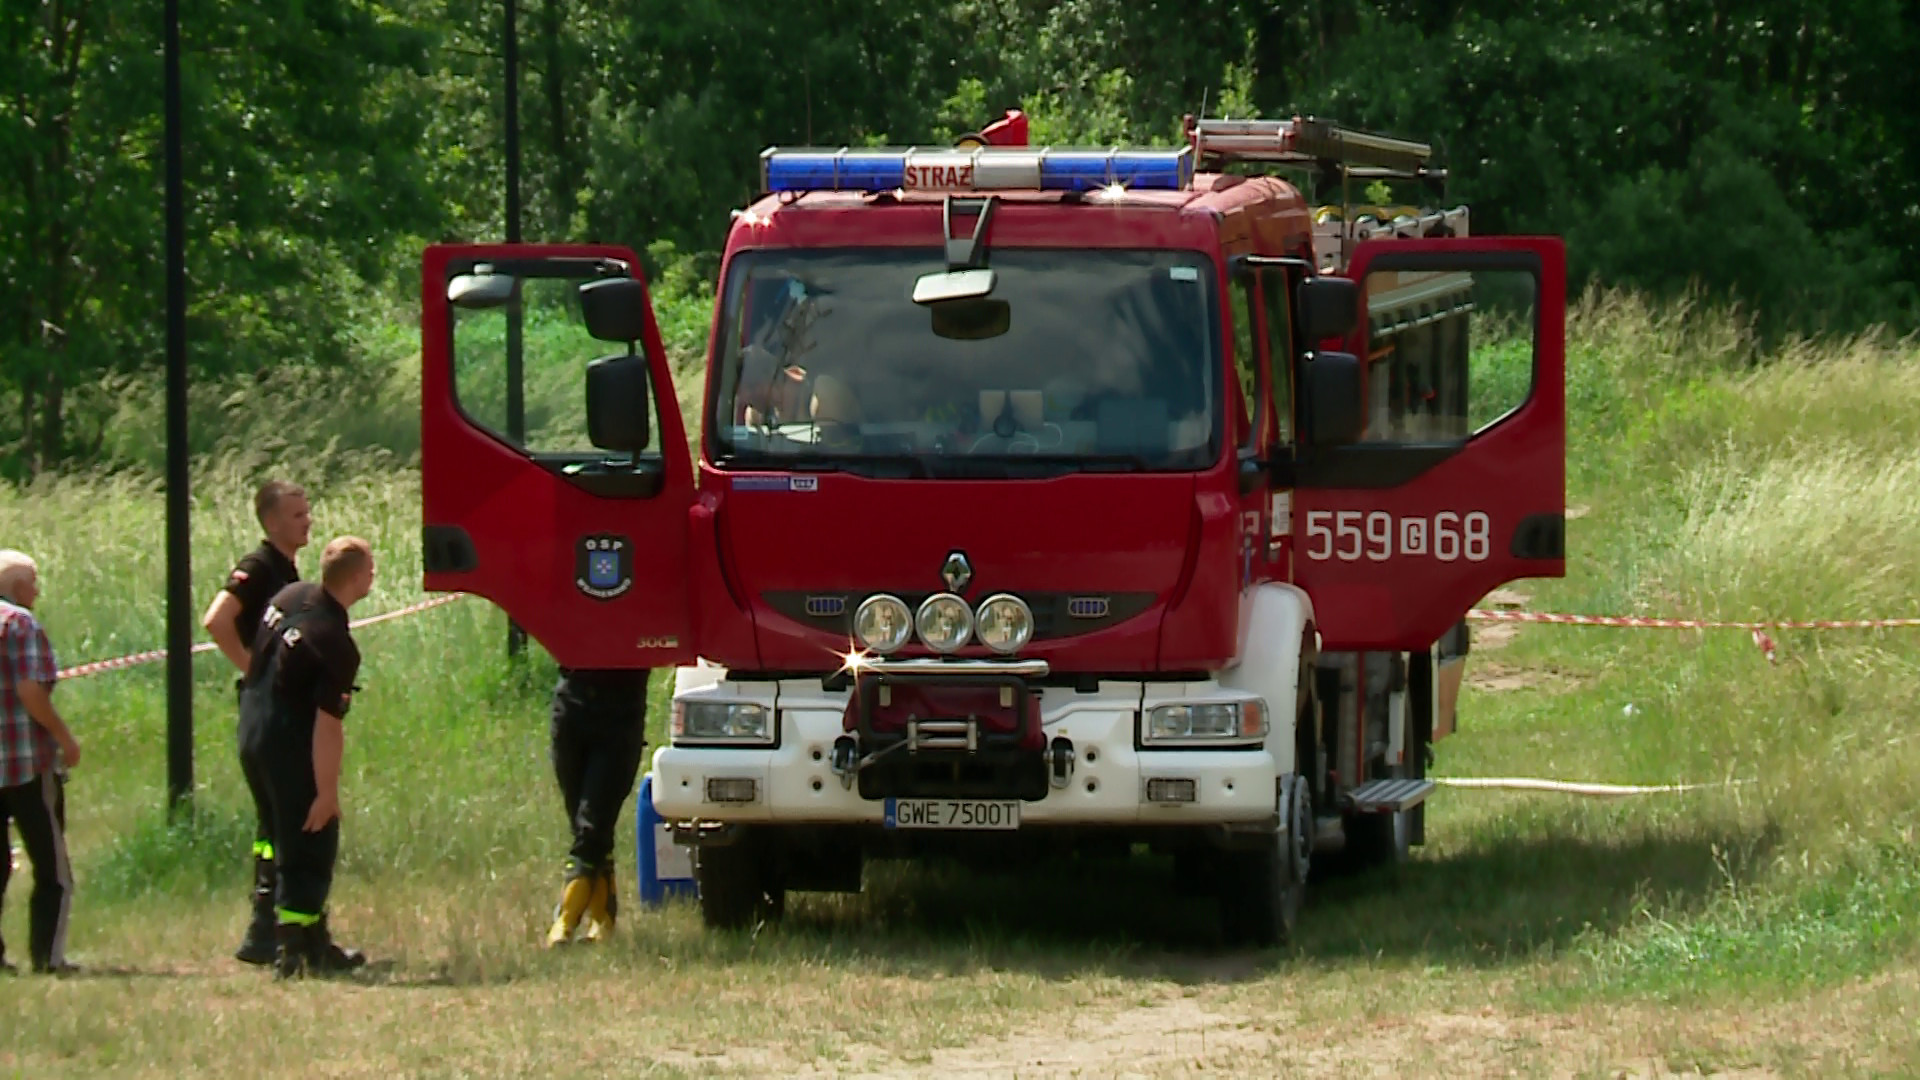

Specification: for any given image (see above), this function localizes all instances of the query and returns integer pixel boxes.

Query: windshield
[708,248,1223,476]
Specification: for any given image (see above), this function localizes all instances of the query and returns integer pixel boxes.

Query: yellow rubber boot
[583,870,616,943]
[545,876,594,948]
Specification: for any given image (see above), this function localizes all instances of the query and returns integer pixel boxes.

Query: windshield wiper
[791,454,931,479]
[958,453,1158,475]
[720,452,931,479]
[1059,454,1156,472]
[716,451,1161,480]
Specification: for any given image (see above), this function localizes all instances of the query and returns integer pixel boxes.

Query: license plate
[883,798,1021,830]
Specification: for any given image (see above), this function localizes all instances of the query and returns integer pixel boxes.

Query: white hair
[0,549,37,602]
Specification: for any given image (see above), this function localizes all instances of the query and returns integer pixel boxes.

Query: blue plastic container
[635,773,698,907]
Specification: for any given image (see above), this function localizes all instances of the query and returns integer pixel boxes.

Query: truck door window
[1230,277,1260,449]
[710,249,1224,475]
[1360,268,1535,443]
[449,273,664,459]
[1258,269,1295,444]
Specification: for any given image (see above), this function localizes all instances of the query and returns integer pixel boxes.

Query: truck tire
[1217,776,1311,948]
[694,836,786,930]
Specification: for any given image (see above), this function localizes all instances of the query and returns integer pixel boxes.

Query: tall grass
[1435,287,1920,996]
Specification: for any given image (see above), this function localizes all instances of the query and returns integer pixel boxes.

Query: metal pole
[164,0,194,815]
[504,0,527,656]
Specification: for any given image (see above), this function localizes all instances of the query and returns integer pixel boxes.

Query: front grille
[763,590,1155,641]
[857,749,1050,801]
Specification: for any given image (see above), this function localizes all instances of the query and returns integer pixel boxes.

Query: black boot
[309,915,367,973]
[274,918,365,980]
[273,922,311,980]
[235,857,278,965]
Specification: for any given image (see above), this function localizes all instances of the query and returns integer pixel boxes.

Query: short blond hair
[320,536,373,588]
[0,549,36,603]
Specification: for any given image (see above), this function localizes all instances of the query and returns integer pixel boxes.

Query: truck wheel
[1218,776,1311,948]
[694,838,786,930]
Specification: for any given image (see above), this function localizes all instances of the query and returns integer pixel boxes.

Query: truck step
[1348,778,1436,814]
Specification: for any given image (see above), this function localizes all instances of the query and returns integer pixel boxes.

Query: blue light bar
[762,149,906,193]
[1037,150,1193,192]
[759,146,1195,194]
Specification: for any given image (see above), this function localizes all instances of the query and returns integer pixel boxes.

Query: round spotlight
[973,593,1034,654]
[915,593,974,653]
[853,594,912,654]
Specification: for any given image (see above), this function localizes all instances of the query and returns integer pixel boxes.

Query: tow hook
[1049,736,1076,789]
[830,735,859,789]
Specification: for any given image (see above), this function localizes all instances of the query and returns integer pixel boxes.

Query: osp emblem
[941,551,973,592]
[575,534,633,600]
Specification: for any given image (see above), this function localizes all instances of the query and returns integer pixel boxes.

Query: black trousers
[238,682,275,862]
[551,670,650,874]
[239,712,337,919]
[0,772,72,968]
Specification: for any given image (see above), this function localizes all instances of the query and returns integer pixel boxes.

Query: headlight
[915,593,974,653]
[854,594,913,653]
[974,593,1034,654]
[673,700,774,744]
[1143,701,1268,744]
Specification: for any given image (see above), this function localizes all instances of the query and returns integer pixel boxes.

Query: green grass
[1,287,1917,1075]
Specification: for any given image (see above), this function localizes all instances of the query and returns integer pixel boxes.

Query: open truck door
[420,244,698,668]
[1291,236,1566,651]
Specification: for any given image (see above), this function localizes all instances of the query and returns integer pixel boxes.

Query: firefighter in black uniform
[545,666,652,946]
[201,479,310,965]
[238,536,375,978]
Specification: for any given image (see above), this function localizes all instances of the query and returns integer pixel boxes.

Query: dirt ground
[716,969,1918,1078]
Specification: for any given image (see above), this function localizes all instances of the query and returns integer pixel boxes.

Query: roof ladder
[1189,115,1463,272]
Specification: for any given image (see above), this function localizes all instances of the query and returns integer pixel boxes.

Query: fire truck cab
[420,111,1566,945]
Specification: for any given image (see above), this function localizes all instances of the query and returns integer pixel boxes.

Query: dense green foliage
[6,0,1918,476]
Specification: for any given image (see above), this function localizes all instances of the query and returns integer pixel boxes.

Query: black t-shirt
[246,581,361,725]
[223,541,299,649]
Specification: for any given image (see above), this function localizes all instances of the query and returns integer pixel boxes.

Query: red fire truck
[420,111,1565,945]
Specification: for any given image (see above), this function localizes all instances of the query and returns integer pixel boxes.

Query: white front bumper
[651,684,1280,827]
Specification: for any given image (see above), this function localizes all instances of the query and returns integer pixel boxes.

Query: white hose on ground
[1431,776,1748,797]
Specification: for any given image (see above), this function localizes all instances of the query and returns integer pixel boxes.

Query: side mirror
[585,353,652,453]
[1303,351,1364,447]
[447,270,516,310]
[579,277,650,344]
[1297,277,1359,342]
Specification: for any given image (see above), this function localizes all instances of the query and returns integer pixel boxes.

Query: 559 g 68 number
[1304,510,1493,563]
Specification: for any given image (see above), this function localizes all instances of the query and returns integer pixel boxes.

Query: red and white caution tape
[1466,609,1920,631]
[1466,608,1920,663]
[55,593,466,681]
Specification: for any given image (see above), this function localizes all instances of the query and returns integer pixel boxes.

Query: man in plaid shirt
[0,549,83,975]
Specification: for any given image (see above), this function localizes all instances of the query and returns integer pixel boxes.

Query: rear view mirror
[1298,277,1359,342]
[929,298,1011,340]
[585,353,652,453]
[579,277,650,343]
[1303,351,1363,447]
[447,270,516,310]
[913,268,996,305]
